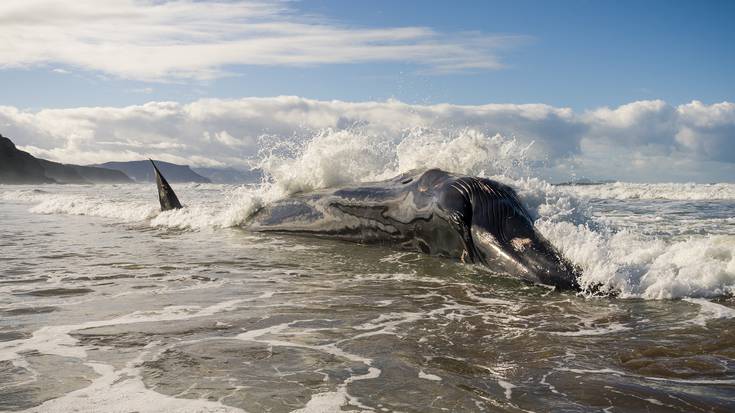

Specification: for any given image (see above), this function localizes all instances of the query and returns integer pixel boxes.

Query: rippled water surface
[1,183,734,412]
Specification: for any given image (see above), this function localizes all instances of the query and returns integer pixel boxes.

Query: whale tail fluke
[150,159,183,211]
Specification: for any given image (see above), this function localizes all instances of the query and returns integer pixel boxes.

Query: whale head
[439,175,580,290]
[470,211,580,290]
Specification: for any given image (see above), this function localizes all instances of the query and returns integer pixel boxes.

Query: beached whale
[153,166,580,290]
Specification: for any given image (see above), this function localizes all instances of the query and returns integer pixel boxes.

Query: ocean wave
[563,182,735,200]
[0,188,54,202]
[252,128,735,299]
[539,221,735,299]
[29,194,159,222]
[255,127,534,196]
[3,128,733,299]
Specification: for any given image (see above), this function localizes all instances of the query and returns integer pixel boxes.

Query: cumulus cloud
[0,0,525,81]
[1,97,733,182]
[676,101,735,163]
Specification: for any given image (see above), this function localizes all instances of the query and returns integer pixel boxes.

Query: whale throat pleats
[150,159,183,211]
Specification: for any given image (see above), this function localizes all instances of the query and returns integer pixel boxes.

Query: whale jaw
[470,224,580,291]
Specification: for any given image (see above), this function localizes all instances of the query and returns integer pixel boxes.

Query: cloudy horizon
[2,96,733,183]
[2,0,733,183]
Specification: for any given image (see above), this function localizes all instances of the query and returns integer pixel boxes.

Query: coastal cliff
[0,135,132,184]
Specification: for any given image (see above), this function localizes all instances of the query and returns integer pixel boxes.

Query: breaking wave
[2,127,733,299]
[563,182,735,201]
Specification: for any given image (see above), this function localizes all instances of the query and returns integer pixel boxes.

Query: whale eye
[401,177,413,184]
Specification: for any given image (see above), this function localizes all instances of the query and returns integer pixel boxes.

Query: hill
[1,135,132,184]
[96,160,211,183]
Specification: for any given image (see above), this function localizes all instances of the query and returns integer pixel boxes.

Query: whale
[153,166,580,290]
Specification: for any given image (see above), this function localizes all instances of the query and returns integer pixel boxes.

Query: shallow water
[1,183,734,412]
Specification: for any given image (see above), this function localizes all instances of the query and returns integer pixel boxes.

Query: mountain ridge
[1,135,132,184]
[95,160,211,183]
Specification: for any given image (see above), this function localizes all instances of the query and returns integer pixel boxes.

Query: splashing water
[3,127,735,300]
[2,127,735,413]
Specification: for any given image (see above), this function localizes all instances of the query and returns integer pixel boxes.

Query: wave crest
[3,128,733,299]
[565,182,735,201]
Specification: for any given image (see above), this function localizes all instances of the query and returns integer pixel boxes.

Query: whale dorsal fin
[150,159,182,211]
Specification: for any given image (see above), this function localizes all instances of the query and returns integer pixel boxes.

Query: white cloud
[126,87,155,94]
[0,0,525,81]
[583,100,678,144]
[675,101,735,163]
[1,97,733,182]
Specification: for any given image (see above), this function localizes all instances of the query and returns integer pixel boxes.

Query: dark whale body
[248,168,581,290]
[152,164,579,289]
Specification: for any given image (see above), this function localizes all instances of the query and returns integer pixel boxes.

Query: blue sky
[298,0,735,108]
[2,0,733,110]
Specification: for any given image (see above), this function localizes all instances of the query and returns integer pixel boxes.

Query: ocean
[1,131,734,412]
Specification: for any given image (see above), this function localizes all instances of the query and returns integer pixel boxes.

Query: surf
[3,128,734,299]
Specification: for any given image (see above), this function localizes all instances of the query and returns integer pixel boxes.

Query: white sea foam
[563,182,735,201]
[29,193,158,221]
[290,392,350,413]
[683,297,735,326]
[235,318,382,412]
[550,322,632,336]
[539,220,735,299]
[555,367,735,385]
[3,128,733,299]
[418,370,442,382]
[0,188,52,202]
[255,127,534,196]
[0,298,252,364]
[497,379,516,400]
[1,184,266,230]
[20,361,246,413]
[0,297,265,413]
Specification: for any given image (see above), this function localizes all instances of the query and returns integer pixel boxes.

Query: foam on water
[20,360,246,413]
[565,182,735,201]
[550,322,631,336]
[683,297,735,325]
[0,298,253,363]
[258,128,735,299]
[255,128,533,195]
[418,370,442,381]
[0,293,279,413]
[234,318,383,412]
[30,193,158,222]
[539,221,735,299]
[2,127,733,300]
[2,184,267,230]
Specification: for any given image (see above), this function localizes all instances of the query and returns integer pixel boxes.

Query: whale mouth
[470,225,580,290]
[512,233,580,290]
[470,226,529,275]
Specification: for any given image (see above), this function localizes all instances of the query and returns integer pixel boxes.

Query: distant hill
[38,159,133,184]
[1,135,132,184]
[0,135,55,184]
[192,167,263,184]
[96,160,211,183]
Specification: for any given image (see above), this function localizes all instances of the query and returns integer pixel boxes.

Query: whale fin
[150,159,182,211]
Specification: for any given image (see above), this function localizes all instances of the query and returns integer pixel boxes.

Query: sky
[0,0,733,182]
